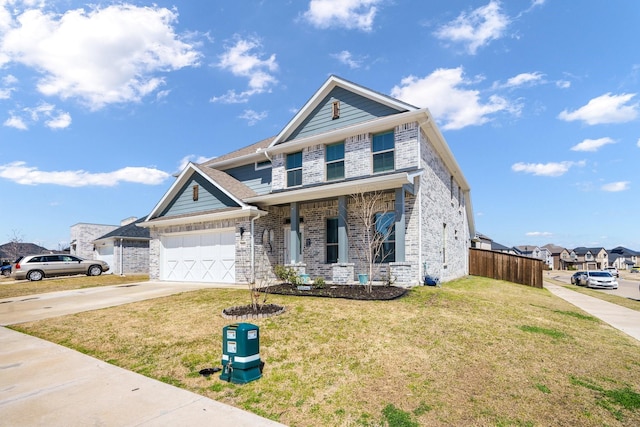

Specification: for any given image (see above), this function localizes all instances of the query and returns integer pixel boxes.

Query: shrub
[313,276,325,288]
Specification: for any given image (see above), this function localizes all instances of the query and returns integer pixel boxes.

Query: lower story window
[326,218,338,263]
[374,212,395,263]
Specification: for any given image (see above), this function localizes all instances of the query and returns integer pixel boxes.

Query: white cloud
[302,0,381,32]
[0,73,17,98]
[0,4,201,110]
[239,109,267,126]
[526,231,552,237]
[556,80,571,89]
[331,50,363,69]
[390,67,513,130]
[434,1,509,55]
[45,111,71,129]
[511,160,585,177]
[570,137,615,152]
[637,138,640,148]
[4,102,72,129]
[3,115,27,130]
[601,181,630,192]
[558,93,639,125]
[211,36,278,104]
[0,161,170,187]
[504,72,544,88]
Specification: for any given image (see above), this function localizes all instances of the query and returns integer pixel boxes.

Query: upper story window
[192,185,199,201]
[326,142,345,181]
[286,151,303,187]
[372,131,394,173]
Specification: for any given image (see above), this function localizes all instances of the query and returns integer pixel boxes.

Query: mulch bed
[264,283,408,300]
[221,284,408,319]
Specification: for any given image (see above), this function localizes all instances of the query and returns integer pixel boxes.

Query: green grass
[12,276,640,426]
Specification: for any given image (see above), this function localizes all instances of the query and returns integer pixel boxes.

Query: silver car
[584,270,618,289]
[12,254,110,281]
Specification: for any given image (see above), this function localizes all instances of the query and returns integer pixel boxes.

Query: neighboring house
[609,246,639,270]
[571,247,608,270]
[490,241,516,254]
[514,245,541,259]
[141,76,475,286]
[93,217,150,275]
[472,233,492,250]
[539,247,553,269]
[70,222,118,259]
[542,244,571,270]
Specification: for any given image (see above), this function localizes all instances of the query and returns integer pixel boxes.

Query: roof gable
[270,75,417,147]
[145,163,255,221]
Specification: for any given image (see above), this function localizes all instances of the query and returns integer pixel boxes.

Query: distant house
[141,75,475,286]
[490,241,517,254]
[542,244,571,270]
[70,222,119,260]
[93,217,150,275]
[472,233,493,250]
[608,246,639,270]
[571,247,608,270]
[71,217,150,274]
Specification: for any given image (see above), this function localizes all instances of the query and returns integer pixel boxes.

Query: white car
[584,271,618,289]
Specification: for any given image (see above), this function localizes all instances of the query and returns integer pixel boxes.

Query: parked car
[604,266,619,277]
[1,264,11,277]
[571,271,587,285]
[12,254,110,281]
[584,270,618,290]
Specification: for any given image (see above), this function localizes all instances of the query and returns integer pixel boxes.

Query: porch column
[394,188,406,262]
[290,202,300,264]
[338,196,348,263]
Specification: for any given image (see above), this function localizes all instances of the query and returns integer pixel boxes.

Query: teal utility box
[220,323,262,384]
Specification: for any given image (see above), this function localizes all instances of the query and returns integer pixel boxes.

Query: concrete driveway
[0,280,286,427]
[0,280,243,326]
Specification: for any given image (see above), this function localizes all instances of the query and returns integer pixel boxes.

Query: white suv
[585,271,618,289]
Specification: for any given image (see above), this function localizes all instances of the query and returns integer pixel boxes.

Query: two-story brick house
[141,76,474,286]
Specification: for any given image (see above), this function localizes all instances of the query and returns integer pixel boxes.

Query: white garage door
[161,231,236,283]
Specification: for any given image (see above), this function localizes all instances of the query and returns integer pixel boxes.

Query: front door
[283,226,304,264]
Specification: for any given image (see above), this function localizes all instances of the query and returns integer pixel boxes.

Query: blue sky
[0,0,638,252]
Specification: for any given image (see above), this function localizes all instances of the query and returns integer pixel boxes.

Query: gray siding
[285,87,403,142]
[160,174,239,217]
[224,163,272,195]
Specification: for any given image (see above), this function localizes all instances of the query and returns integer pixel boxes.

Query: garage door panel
[161,231,236,283]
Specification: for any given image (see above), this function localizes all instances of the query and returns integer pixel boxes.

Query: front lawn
[13,277,640,426]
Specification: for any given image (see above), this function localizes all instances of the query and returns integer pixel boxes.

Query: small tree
[348,189,395,292]
[3,230,24,262]
[239,242,273,312]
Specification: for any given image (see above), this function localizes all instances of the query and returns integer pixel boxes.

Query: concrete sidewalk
[0,281,286,426]
[544,282,640,342]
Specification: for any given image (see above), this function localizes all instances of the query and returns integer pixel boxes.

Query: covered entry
[160,230,236,283]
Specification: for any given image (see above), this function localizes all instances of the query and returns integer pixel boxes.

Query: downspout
[120,238,124,276]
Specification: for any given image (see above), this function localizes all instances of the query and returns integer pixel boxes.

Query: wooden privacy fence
[469,248,543,288]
